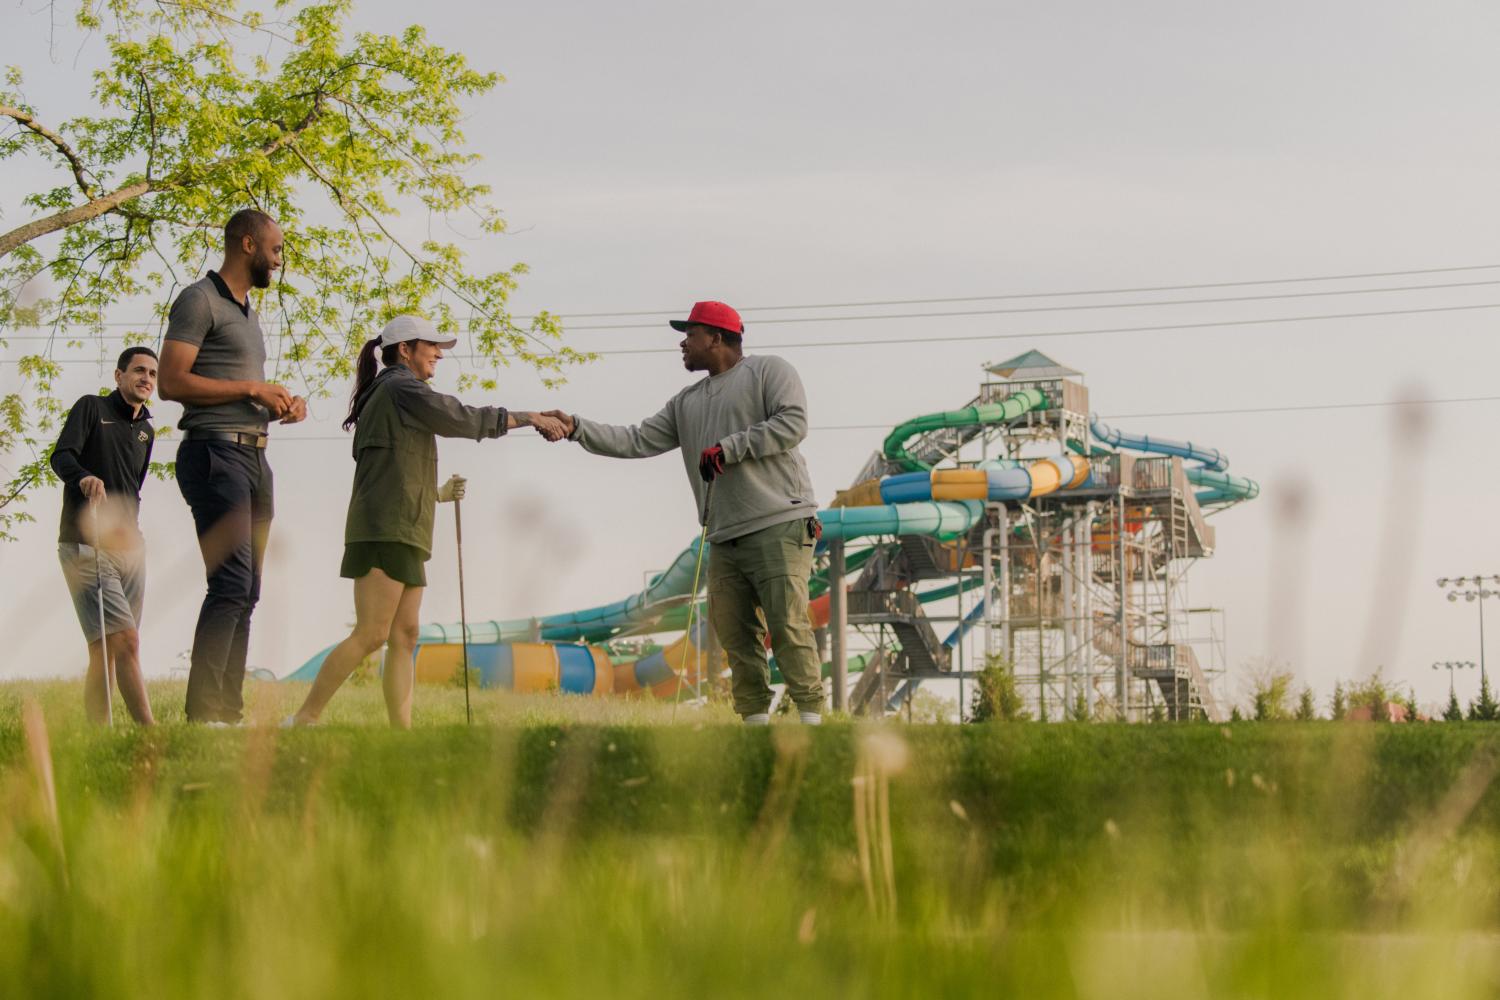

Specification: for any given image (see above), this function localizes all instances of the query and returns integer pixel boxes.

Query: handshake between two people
[525,410,729,484]
[528,410,575,443]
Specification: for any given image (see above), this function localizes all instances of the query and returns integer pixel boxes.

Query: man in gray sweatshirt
[546,300,825,724]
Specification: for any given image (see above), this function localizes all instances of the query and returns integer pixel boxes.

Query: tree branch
[0,94,325,260]
[0,103,95,200]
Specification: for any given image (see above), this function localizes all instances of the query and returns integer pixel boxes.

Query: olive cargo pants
[708,518,825,717]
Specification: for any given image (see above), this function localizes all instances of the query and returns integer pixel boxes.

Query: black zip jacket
[50,390,154,546]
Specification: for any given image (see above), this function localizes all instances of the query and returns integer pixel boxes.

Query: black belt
[183,430,268,449]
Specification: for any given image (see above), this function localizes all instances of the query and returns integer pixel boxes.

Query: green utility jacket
[344,365,508,555]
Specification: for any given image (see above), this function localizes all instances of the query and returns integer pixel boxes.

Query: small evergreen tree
[1402,688,1421,723]
[1068,691,1090,722]
[1251,671,1295,721]
[1443,689,1464,722]
[1149,702,1167,723]
[1468,674,1499,721]
[1229,706,1243,722]
[970,655,1030,723]
[1330,681,1347,721]
[1295,686,1318,721]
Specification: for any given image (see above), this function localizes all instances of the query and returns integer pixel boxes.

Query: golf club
[92,501,112,727]
[454,489,473,726]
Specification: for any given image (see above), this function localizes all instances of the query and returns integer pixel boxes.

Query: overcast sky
[4,0,1499,711]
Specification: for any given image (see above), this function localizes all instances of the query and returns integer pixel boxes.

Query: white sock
[743,713,770,726]
[799,711,822,726]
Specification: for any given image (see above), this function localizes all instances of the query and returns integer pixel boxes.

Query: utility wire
[562,278,1500,330]
[540,263,1500,318]
[10,262,1500,332]
[129,394,1500,448]
[591,301,1500,354]
[9,299,1500,364]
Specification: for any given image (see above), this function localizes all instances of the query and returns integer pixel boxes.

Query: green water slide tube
[882,389,1049,473]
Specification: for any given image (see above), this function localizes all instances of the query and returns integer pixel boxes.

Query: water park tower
[828,350,1257,721]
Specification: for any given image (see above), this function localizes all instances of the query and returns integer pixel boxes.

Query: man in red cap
[545,301,825,724]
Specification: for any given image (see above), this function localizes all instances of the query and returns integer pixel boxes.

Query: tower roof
[985,350,1081,380]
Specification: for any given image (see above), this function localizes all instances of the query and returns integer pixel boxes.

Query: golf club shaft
[92,503,112,727]
[455,496,472,726]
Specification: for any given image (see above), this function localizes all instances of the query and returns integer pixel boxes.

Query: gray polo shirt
[163,272,270,434]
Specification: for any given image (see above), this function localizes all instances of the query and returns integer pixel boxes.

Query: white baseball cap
[378,315,458,349]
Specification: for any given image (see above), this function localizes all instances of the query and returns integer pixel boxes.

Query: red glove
[698,444,726,482]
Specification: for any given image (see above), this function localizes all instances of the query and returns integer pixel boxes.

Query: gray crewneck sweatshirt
[572,354,817,543]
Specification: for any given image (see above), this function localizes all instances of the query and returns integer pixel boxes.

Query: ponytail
[343,336,383,430]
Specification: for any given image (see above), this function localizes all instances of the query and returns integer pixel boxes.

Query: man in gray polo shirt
[545,300,826,724]
[160,208,306,724]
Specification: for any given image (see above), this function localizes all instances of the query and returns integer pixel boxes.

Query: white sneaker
[743,713,770,726]
[281,715,318,728]
[799,711,823,726]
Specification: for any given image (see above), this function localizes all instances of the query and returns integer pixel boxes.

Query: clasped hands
[250,382,309,424]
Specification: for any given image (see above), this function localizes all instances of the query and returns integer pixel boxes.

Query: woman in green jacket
[289,316,565,728]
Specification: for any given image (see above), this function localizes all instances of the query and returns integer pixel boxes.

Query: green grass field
[3,680,1499,998]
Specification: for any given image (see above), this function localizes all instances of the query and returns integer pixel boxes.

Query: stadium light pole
[1431,659,1475,700]
[1437,575,1500,686]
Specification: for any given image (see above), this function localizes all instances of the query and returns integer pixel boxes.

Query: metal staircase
[848,589,951,674]
[1124,641,1223,721]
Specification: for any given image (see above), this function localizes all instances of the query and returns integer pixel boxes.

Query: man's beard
[250,253,275,289]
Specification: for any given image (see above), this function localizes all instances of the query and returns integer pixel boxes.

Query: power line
[591,301,1500,354]
[9,262,1500,332]
[130,394,1500,449]
[562,278,1500,330]
[10,299,1500,365]
[543,263,1500,317]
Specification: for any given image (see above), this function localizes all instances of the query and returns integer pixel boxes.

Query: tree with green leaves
[969,654,1030,723]
[1348,672,1392,722]
[1443,689,1464,722]
[1294,686,1317,721]
[1330,681,1347,721]
[1,0,587,537]
[1250,670,1294,721]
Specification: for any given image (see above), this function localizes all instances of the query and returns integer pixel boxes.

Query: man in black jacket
[50,346,159,724]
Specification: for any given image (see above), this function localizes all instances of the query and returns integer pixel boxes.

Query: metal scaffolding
[829,357,1240,722]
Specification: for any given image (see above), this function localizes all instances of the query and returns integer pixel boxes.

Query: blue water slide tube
[1089,414,1258,504]
[1089,415,1229,472]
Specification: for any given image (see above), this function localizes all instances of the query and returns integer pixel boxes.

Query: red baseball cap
[669,300,744,335]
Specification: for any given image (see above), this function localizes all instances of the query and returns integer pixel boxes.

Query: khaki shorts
[59,542,146,640]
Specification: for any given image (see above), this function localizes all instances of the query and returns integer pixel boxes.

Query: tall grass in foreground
[2,680,1499,998]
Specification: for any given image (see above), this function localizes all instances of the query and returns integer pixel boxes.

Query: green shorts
[341,541,428,588]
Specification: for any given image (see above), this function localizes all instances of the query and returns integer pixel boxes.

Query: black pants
[176,439,274,723]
